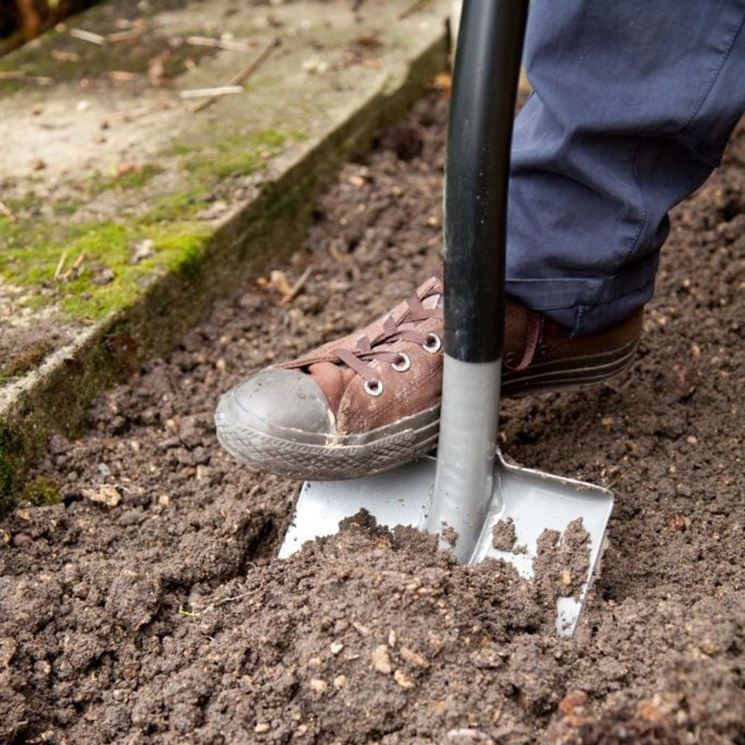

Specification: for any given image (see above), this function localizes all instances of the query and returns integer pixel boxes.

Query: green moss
[140,192,209,225]
[98,163,163,192]
[22,476,61,506]
[0,424,16,516]
[166,143,196,157]
[52,198,84,217]
[0,214,211,321]
[0,126,299,322]
[6,191,40,213]
[181,128,290,180]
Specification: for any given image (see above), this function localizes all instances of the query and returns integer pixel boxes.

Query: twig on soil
[50,49,80,62]
[279,265,314,306]
[102,102,174,124]
[0,70,53,85]
[62,251,86,281]
[211,592,252,608]
[179,85,245,100]
[328,242,361,280]
[0,199,17,222]
[69,28,106,46]
[398,0,432,20]
[191,37,280,113]
[107,29,146,44]
[53,251,68,280]
[104,105,154,121]
[352,621,371,636]
[187,591,253,617]
[186,35,258,53]
[109,70,140,82]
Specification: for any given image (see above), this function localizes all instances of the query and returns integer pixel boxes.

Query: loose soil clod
[492,516,518,552]
[533,519,591,601]
[1,94,744,743]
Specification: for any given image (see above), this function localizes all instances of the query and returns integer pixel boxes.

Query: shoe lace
[327,271,543,382]
[330,275,443,384]
[505,312,543,372]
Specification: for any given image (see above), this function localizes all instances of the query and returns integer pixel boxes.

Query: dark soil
[1,93,744,744]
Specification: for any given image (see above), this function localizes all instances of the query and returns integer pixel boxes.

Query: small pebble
[559,690,588,715]
[399,646,430,669]
[309,678,327,694]
[393,669,415,689]
[371,644,392,674]
[12,532,33,548]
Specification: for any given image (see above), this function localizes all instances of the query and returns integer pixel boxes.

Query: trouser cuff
[506,252,659,336]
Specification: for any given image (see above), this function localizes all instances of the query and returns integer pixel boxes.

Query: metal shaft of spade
[426,0,529,561]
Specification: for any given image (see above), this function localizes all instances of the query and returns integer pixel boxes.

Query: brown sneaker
[215,273,642,480]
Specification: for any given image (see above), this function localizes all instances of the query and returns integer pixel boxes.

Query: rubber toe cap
[215,368,335,440]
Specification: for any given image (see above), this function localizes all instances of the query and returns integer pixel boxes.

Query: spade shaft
[280,0,614,637]
[427,0,529,559]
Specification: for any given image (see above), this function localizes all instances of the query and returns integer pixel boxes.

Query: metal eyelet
[364,379,384,397]
[391,353,411,372]
[422,333,442,354]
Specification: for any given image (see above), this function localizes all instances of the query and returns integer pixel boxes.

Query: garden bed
[1,93,743,743]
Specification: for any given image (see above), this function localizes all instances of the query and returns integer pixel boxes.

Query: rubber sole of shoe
[215,336,639,481]
[502,336,640,396]
[215,402,440,481]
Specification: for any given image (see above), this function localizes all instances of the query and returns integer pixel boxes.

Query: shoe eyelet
[391,353,411,372]
[422,333,442,354]
[364,379,384,397]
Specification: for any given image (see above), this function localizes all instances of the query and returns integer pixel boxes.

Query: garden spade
[279,0,613,636]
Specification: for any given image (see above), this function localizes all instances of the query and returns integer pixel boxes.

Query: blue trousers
[508,0,745,334]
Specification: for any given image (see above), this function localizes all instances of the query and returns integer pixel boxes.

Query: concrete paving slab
[0,0,450,509]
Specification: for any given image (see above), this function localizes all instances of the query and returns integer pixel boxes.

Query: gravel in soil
[1,94,744,744]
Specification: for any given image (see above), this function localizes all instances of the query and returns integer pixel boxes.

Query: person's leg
[216,1,745,480]
[507,0,745,335]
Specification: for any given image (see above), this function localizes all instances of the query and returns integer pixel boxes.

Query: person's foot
[215,273,642,480]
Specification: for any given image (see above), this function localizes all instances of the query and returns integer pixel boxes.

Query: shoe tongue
[308,361,355,415]
[422,293,442,310]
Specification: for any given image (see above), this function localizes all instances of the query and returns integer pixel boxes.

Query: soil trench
[1,94,744,744]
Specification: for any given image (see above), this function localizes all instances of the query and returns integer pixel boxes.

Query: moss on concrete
[0,216,211,321]
[95,163,163,192]
[182,129,288,180]
[0,126,298,322]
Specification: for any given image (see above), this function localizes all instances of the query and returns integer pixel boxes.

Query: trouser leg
[506,0,745,334]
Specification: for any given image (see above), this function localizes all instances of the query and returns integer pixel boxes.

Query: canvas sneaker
[215,272,642,480]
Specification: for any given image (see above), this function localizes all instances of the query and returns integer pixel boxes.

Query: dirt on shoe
[1,93,744,744]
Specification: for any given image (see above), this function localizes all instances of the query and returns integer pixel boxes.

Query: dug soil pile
[1,94,744,744]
